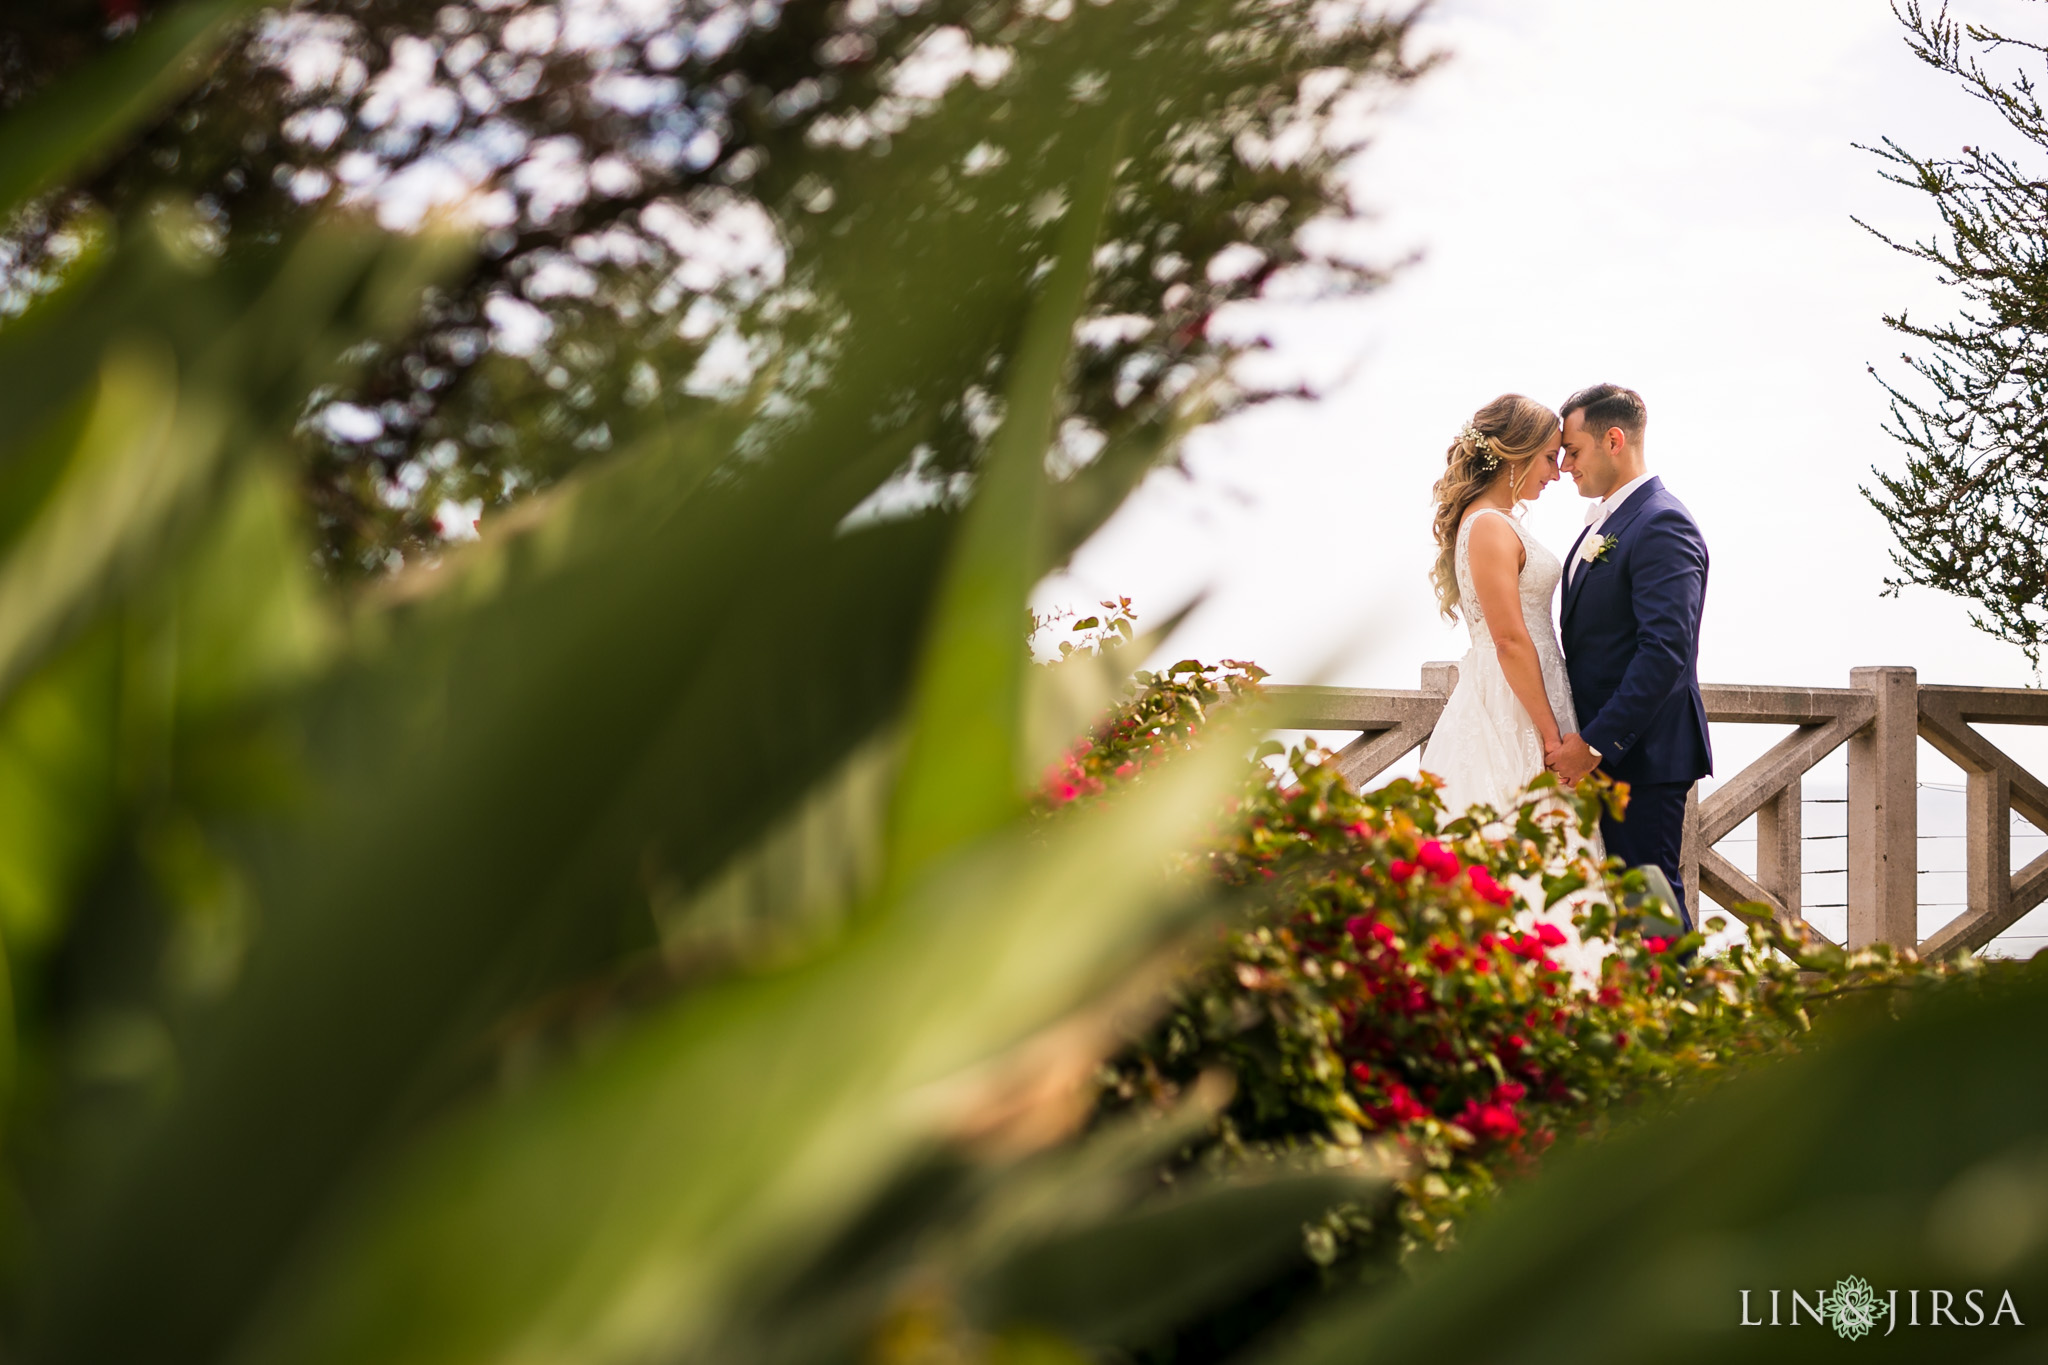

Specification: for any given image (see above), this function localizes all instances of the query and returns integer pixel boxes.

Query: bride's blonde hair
[1429,394,1561,621]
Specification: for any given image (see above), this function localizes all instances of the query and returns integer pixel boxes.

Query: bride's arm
[1465,515,1566,753]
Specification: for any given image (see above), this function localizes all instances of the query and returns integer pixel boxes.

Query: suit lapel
[1561,524,1594,625]
[1563,477,1662,624]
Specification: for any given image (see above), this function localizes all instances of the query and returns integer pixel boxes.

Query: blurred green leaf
[0,1,266,222]
[228,725,1254,1365]
[884,131,1121,888]
[977,1173,1379,1349]
[1263,972,2048,1365]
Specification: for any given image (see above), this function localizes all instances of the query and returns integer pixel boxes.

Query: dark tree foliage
[2,0,1427,575]
[1860,1,2048,664]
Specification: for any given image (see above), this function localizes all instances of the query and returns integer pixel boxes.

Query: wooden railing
[1270,666,2048,954]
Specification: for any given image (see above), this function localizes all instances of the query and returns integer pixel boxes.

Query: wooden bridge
[1271,666,2048,955]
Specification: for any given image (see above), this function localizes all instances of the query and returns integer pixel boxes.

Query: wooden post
[1847,666,1918,949]
[1680,784,1700,921]
[1755,782,1802,921]
[1967,765,2012,941]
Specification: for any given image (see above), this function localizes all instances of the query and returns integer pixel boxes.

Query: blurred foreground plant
[0,4,1421,1365]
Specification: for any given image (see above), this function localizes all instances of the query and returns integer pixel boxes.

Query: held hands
[1545,732,1600,785]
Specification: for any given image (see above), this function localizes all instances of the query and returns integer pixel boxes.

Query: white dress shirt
[1567,472,1655,585]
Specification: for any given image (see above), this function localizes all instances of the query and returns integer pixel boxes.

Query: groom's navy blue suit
[1560,476,1712,928]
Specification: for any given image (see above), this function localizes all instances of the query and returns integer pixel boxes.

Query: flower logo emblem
[1824,1275,1882,1341]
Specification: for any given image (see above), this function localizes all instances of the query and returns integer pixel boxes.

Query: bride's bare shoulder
[1459,507,1522,544]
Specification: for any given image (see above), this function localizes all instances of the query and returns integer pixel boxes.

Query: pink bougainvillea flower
[1535,922,1568,948]
[1417,840,1461,882]
[1388,858,1419,882]
[1466,866,1513,906]
[1456,1098,1524,1143]
[1114,761,1137,778]
[1643,936,1672,955]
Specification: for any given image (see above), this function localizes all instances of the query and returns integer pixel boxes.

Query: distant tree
[3,0,1428,575]
[1860,2,2048,665]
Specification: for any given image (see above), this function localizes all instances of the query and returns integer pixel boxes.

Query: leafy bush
[1071,663,1976,1275]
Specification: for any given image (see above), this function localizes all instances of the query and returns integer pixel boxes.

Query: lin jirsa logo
[1741,1277,2024,1338]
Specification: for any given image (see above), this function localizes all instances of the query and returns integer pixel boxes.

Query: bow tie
[1585,500,1608,527]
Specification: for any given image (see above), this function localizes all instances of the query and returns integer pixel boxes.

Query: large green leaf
[885,129,1122,889]
[0,217,460,702]
[1263,972,2048,1365]
[231,725,1254,1365]
[0,1,267,223]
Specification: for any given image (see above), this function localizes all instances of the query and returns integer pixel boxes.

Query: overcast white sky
[1035,0,2048,948]
[1048,0,2042,694]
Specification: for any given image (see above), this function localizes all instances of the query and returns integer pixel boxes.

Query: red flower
[1614,1032,1630,1048]
[1466,866,1513,906]
[1643,936,1672,955]
[1388,859,1419,881]
[1535,922,1568,948]
[1494,1080,1528,1103]
[1596,985,1622,1006]
[1456,1098,1525,1143]
[1417,840,1461,882]
[1365,1079,1431,1127]
[1349,1061,1374,1084]
[1345,916,1396,950]
[1345,820,1375,838]
[1114,761,1137,778]
[1501,1033,1527,1054]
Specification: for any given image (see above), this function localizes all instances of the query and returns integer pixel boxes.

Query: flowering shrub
[1060,663,1975,1265]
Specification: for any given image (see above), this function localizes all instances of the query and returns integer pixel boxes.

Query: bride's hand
[1548,733,1598,784]
[1542,733,1569,769]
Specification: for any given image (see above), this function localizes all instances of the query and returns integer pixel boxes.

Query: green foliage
[1,0,1426,573]
[0,5,1422,1365]
[1076,664,1977,1287]
[1861,3,2048,663]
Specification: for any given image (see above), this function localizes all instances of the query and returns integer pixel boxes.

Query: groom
[1545,384,1712,929]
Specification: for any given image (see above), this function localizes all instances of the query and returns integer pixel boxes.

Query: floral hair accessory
[1460,423,1500,471]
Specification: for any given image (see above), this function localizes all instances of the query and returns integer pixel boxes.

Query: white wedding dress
[1420,507,1580,815]
[1420,506,1606,984]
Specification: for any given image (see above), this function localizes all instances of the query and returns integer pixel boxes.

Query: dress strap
[1460,506,1522,538]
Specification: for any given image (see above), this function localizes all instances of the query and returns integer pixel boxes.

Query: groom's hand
[1548,733,1600,785]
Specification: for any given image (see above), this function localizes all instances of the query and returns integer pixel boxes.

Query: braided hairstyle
[1428,393,1562,620]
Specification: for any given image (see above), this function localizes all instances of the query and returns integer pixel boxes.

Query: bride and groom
[1418,384,1712,929]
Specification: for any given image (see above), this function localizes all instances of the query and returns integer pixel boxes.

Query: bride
[1419,393,1582,817]
[1418,395,1605,976]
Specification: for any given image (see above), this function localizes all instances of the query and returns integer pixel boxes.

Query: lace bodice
[1455,508,1563,652]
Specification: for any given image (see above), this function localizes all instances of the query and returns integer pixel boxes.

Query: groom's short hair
[1561,383,1647,445]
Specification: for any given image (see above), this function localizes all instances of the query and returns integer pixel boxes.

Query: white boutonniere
[1578,534,1618,566]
